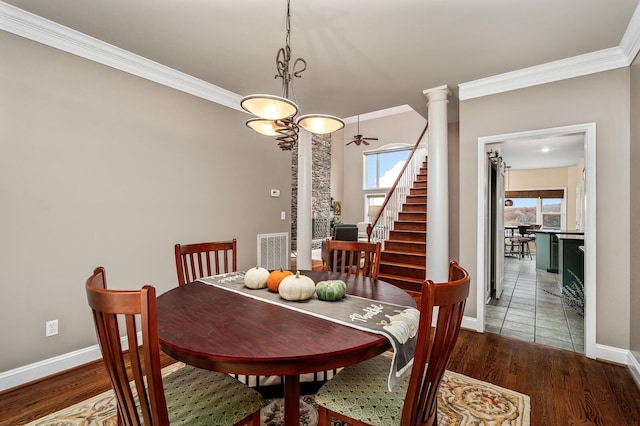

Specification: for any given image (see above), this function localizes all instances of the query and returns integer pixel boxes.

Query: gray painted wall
[0,31,292,372]
[460,68,632,349]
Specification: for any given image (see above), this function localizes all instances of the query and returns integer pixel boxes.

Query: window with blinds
[504,189,564,199]
[504,188,565,229]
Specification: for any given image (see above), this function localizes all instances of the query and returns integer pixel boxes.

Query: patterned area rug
[26,364,530,426]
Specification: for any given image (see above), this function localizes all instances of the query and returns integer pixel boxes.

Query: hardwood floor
[1,330,639,425]
[449,331,640,425]
[0,353,177,426]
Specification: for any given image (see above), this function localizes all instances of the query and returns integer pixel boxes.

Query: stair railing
[367,123,429,245]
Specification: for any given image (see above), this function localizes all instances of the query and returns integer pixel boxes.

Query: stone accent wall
[291,133,332,250]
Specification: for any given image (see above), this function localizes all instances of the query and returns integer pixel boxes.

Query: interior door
[485,156,493,303]
[494,160,505,299]
[486,151,506,301]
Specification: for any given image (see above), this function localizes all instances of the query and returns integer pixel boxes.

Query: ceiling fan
[346,115,378,146]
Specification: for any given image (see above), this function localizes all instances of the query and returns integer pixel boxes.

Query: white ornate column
[296,130,312,270]
[423,85,451,282]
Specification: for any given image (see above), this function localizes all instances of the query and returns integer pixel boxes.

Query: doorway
[476,123,597,359]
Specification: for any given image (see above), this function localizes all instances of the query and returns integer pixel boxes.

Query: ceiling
[2,1,637,170]
[3,0,638,123]
[496,134,585,171]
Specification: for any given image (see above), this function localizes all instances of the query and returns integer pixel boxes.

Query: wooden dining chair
[85,267,262,426]
[323,239,382,279]
[174,239,266,387]
[174,239,237,286]
[315,261,471,426]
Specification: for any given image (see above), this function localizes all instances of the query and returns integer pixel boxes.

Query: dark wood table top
[156,270,416,376]
[156,270,416,426]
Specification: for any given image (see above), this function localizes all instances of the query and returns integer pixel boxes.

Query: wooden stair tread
[378,272,424,284]
[386,239,426,244]
[379,261,425,270]
[372,154,429,294]
[382,249,425,255]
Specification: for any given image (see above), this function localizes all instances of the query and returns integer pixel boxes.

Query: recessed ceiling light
[541,147,550,153]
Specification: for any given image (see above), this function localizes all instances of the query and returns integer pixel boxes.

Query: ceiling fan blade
[363,140,370,145]
[363,137,379,140]
[346,140,354,146]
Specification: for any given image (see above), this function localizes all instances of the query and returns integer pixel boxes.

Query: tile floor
[485,254,585,353]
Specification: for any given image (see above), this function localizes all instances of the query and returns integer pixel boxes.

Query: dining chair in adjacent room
[85,267,263,426]
[315,261,471,426]
[174,239,237,286]
[323,239,382,279]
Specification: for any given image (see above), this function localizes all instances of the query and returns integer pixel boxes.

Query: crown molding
[0,1,244,112]
[458,47,629,100]
[343,105,414,124]
[619,0,640,62]
[459,2,640,100]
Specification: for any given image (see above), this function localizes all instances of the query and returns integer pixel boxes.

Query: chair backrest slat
[323,239,381,279]
[401,261,470,426]
[174,240,237,286]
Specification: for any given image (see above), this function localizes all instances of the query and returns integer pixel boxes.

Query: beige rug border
[443,369,531,425]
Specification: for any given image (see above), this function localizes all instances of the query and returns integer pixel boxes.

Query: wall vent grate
[257,232,289,270]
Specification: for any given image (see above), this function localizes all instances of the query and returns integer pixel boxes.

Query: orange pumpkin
[267,268,293,292]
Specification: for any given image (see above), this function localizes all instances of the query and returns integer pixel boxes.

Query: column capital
[422,85,451,105]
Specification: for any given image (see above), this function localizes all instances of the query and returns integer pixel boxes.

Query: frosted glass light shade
[297,114,345,134]
[246,118,285,136]
[241,94,298,120]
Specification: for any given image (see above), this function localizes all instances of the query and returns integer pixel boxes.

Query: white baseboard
[461,315,479,332]
[0,333,139,392]
[0,344,102,392]
[594,343,630,365]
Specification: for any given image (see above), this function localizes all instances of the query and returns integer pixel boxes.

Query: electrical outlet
[46,319,58,337]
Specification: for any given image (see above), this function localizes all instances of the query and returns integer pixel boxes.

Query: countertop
[557,234,585,241]
[534,229,584,235]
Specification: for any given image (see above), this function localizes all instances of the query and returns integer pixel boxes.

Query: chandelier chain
[275,0,306,103]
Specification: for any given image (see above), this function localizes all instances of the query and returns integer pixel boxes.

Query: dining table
[156,269,417,426]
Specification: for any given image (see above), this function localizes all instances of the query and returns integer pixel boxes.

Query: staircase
[377,160,427,302]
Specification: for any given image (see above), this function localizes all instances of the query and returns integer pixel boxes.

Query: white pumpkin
[278,271,316,301]
[244,266,270,289]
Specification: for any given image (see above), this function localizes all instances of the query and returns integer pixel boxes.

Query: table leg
[283,374,300,426]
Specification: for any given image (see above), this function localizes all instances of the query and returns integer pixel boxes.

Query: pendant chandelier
[240,0,344,150]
